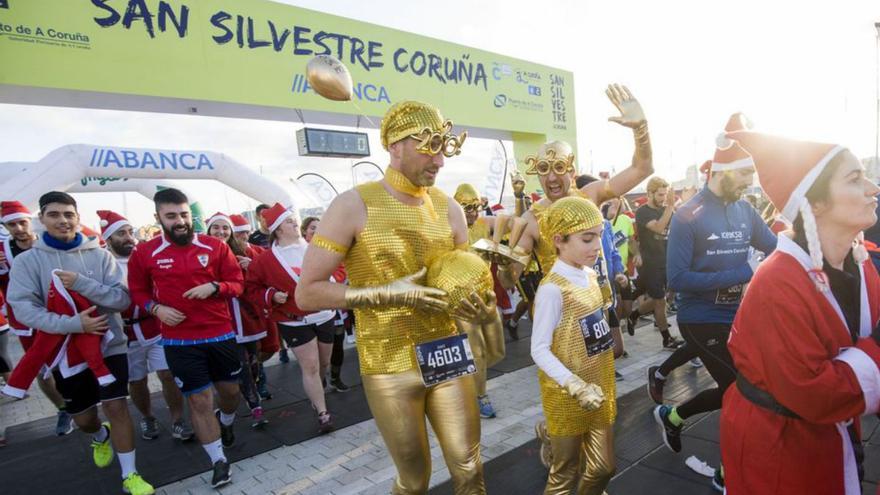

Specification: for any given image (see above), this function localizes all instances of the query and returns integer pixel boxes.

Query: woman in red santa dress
[245,204,335,433]
[206,212,269,427]
[719,131,880,495]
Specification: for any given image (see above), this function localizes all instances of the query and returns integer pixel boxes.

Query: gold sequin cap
[453,184,481,207]
[380,100,466,156]
[426,250,493,313]
[540,196,603,241]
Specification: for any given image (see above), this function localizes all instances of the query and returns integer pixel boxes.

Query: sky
[2,0,879,228]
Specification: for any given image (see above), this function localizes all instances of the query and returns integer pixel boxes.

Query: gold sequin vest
[530,190,612,307]
[346,181,457,375]
[538,271,617,436]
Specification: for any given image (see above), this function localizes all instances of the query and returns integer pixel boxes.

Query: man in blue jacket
[652,139,777,460]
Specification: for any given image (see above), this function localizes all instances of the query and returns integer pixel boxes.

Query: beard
[109,239,135,257]
[720,175,746,202]
[162,222,194,246]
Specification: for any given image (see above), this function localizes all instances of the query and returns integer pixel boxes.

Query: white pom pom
[99,219,109,227]
[716,133,734,150]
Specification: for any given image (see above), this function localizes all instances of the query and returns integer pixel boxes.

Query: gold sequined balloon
[540,196,603,242]
[426,250,493,313]
[306,54,353,101]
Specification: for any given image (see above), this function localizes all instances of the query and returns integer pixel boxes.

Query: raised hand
[606,84,646,129]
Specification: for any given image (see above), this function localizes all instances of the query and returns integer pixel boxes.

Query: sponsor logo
[493,94,508,108]
[492,94,543,112]
[720,231,744,240]
[528,85,542,96]
[706,233,720,241]
[89,148,214,171]
[197,254,209,267]
[492,62,513,80]
[291,74,390,103]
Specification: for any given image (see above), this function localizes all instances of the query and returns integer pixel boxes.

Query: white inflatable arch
[1,144,297,210]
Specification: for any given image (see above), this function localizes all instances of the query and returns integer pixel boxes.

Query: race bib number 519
[578,309,614,356]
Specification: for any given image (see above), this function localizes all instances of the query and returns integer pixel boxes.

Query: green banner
[0,0,576,146]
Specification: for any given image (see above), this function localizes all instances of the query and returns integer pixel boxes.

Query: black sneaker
[626,311,639,336]
[210,460,232,488]
[653,405,682,453]
[712,466,725,492]
[317,410,334,434]
[215,410,235,448]
[506,319,520,340]
[646,366,665,404]
[614,371,624,382]
[330,377,351,393]
[663,336,685,350]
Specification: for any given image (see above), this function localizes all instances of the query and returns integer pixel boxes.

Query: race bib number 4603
[578,309,614,357]
[415,334,476,387]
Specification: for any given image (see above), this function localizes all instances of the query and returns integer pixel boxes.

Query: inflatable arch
[0,144,303,211]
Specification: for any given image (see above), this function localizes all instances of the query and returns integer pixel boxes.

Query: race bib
[577,309,614,357]
[593,256,608,287]
[415,334,476,387]
[715,284,744,305]
[612,230,627,248]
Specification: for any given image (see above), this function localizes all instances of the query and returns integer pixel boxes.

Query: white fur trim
[836,420,861,494]
[10,326,33,337]
[710,157,754,172]
[269,209,294,233]
[97,374,116,386]
[206,214,232,231]
[1,212,30,224]
[781,145,845,222]
[232,224,250,233]
[1,384,27,399]
[101,219,130,240]
[834,347,880,415]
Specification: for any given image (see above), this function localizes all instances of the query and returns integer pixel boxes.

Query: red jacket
[230,244,267,343]
[0,239,32,336]
[127,234,243,341]
[245,243,341,324]
[115,257,161,345]
[721,234,880,495]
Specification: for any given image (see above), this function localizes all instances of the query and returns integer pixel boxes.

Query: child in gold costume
[531,196,617,495]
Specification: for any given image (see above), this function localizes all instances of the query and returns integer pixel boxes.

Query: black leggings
[237,342,261,410]
[676,323,737,419]
[331,325,345,369]
[657,342,698,376]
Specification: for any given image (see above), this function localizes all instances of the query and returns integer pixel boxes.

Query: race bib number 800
[578,309,614,357]
[415,334,476,387]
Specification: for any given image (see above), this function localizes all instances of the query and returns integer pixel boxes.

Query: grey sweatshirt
[7,233,130,357]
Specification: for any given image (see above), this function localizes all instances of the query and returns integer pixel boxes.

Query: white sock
[202,439,226,464]
[118,450,136,479]
[655,370,666,381]
[219,411,235,426]
[93,424,109,443]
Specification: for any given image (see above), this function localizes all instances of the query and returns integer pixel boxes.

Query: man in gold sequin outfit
[296,101,488,494]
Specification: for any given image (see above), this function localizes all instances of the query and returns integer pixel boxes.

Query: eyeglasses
[461,203,481,213]
[524,149,575,176]
[409,120,467,158]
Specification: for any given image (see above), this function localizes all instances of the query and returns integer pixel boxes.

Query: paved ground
[0,315,692,494]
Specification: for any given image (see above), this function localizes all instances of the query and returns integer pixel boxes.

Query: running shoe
[662,336,685,350]
[215,410,236,448]
[506,319,520,340]
[626,311,638,336]
[615,371,624,382]
[317,410,334,434]
[278,348,290,364]
[712,466,725,492]
[55,409,74,436]
[690,357,704,368]
[91,422,114,468]
[478,395,497,418]
[330,377,351,393]
[646,366,665,404]
[140,416,159,440]
[171,420,194,441]
[257,367,272,400]
[653,405,682,453]
[211,460,232,488]
[250,406,268,428]
[122,473,155,495]
[534,421,552,469]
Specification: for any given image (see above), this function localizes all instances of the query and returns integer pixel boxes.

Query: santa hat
[96,210,130,240]
[230,214,251,233]
[1,201,30,224]
[706,112,754,174]
[205,212,232,231]
[726,130,847,291]
[261,203,297,233]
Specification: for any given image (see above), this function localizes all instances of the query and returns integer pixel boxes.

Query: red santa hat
[96,210,130,240]
[205,212,232,231]
[1,201,31,224]
[706,112,754,174]
[260,203,297,233]
[726,130,847,290]
[230,214,251,233]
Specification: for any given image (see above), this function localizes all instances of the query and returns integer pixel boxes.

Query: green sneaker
[91,422,114,468]
[122,473,155,495]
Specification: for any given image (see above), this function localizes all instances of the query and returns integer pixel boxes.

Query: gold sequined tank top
[346,181,458,375]
[467,218,491,251]
[538,271,617,436]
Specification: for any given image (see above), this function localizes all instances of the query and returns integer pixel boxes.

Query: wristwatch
[210,281,220,295]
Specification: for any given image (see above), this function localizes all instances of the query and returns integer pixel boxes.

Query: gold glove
[344,267,448,313]
[562,375,605,411]
[453,291,505,366]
